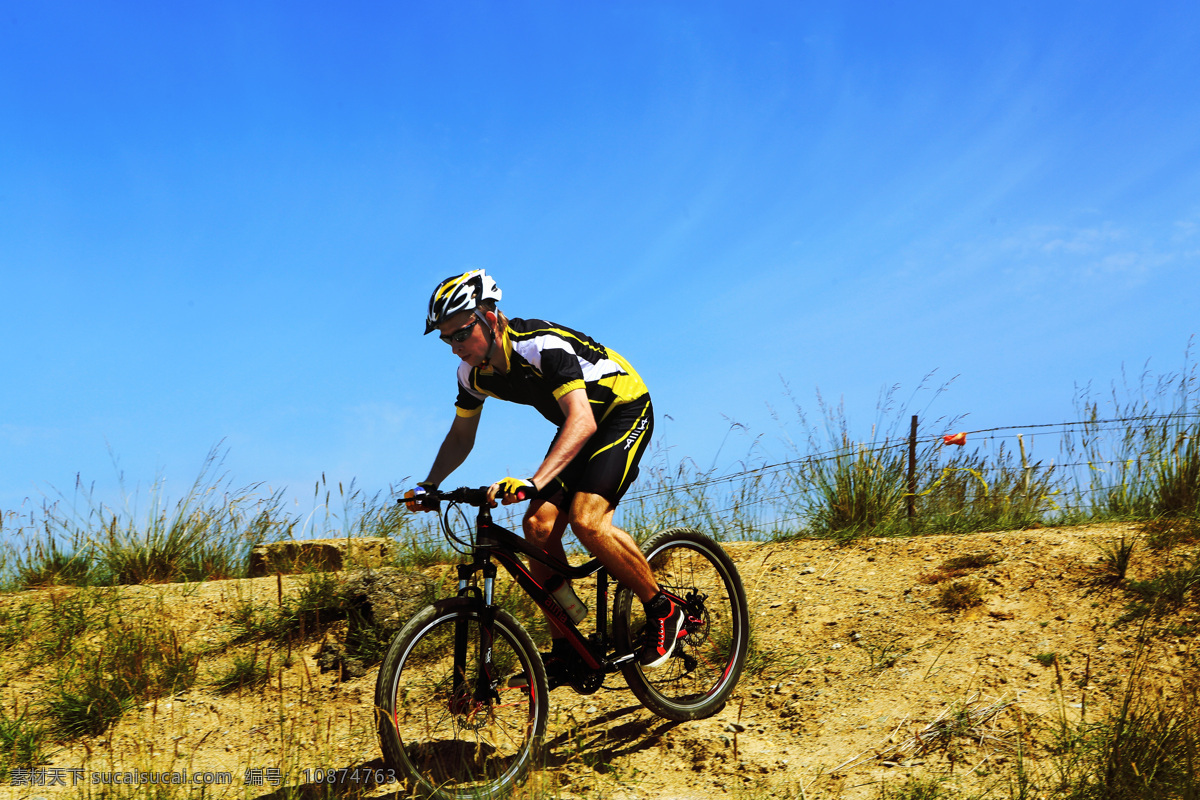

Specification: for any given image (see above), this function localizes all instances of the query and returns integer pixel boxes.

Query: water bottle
[547,576,587,623]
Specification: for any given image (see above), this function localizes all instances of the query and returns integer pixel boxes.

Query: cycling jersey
[453,318,648,425]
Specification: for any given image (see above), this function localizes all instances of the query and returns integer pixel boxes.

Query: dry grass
[934,579,985,611]
[835,692,1018,772]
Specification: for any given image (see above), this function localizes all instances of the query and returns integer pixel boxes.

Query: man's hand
[489,476,538,505]
[403,482,439,512]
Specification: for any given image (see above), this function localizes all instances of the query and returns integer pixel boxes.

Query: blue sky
[3,1,1198,525]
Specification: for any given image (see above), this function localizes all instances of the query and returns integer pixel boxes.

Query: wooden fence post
[908,414,918,519]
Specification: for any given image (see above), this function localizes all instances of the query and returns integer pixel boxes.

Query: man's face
[437,311,490,366]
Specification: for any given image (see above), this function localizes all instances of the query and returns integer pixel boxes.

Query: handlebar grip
[399,486,496,508]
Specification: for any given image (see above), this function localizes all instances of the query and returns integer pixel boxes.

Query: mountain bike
[374,486,750,800]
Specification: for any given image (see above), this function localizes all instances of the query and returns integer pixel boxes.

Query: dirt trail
[7,522,1191,800]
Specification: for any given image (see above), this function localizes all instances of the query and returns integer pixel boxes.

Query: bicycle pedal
[612,651,638,667]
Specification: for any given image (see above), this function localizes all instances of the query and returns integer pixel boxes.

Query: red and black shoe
[638,594,685,669]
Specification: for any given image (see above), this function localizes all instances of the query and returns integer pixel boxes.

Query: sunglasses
[439,317,479,344]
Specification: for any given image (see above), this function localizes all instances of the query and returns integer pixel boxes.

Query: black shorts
[537,396,653,508]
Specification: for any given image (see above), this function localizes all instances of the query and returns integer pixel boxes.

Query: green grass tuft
[1049,642,1200,800]
[54,639,195,736]
[0,706,47,781]
[213,649,273,694]
[1121,552,1200,620]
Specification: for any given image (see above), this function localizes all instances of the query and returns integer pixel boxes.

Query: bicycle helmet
[424,270,503,334]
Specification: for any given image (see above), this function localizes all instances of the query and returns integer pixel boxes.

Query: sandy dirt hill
[5,521,1195,800]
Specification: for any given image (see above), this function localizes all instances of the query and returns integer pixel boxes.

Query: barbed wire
[622,411,1199,505]
[963,410,1200,436]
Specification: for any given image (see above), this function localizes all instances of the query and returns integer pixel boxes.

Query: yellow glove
[494,476,538,502]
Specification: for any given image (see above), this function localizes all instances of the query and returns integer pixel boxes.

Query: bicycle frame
[436,492,687,700]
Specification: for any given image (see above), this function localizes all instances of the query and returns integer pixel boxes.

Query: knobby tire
[614,527,750,721]
[374,598,548,800]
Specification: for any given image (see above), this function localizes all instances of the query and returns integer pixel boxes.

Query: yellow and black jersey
[454,318,649,426]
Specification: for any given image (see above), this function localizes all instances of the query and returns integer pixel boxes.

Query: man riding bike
[406,270,682,682]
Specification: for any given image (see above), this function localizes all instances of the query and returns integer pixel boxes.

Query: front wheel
[374,598,549,800]
[614,527,750,721]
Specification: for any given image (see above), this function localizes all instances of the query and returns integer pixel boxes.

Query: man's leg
[569,491,683,667]
[522,497,572,639]
[568,491,658,602]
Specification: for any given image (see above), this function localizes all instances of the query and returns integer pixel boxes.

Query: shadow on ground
[251,704,682,798]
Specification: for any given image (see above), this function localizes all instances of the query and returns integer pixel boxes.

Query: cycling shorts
[536,396,653,508]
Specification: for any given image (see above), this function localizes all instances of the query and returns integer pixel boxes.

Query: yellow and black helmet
[424,270,503,334]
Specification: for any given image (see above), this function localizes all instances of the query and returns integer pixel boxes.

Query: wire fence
[610,409,1200,541]
[625,409,1200,499]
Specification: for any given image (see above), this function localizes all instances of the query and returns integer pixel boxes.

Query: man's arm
[529,388,596,491]
[424,411,481,487]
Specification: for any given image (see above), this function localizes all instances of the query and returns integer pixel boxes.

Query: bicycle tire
[374,598,549,800]
[614,527,750,721]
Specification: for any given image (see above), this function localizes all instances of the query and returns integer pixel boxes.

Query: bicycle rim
[616,528,749,720]
[376,602,547,799]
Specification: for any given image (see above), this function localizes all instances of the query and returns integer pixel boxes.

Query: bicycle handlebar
[400,484,531,512]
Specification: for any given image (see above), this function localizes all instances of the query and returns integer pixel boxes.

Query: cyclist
[406,269,683,680]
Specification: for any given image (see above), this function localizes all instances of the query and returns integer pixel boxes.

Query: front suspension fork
[453,561,500,706]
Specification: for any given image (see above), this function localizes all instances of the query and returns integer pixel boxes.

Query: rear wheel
[614,528,750,721]
[374,598,548,800]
